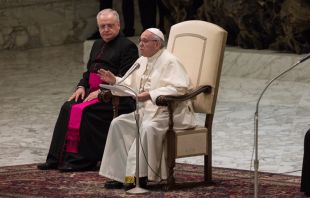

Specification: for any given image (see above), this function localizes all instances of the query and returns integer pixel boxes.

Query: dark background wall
[0,0,98,50]
[160,0,310,54]
[1,0,309,54]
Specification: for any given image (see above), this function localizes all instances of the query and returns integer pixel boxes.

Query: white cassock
[99,49,196,182]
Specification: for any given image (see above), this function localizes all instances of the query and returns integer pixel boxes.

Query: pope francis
[97,28,196,190]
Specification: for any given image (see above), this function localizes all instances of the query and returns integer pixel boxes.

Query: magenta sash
[65,72,102,153]
[89,73,102,92]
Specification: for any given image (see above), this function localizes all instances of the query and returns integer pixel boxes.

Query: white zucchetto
[146,28,165,41]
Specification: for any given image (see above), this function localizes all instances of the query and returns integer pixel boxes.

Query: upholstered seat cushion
[175,127,208,157]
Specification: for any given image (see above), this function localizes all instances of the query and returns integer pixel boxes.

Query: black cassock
[45,33,139,170]
[301,129,310,196]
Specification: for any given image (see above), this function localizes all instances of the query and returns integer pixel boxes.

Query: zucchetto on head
[146,28,165,41]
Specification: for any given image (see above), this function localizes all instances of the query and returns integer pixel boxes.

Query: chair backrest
[167,20,227,114]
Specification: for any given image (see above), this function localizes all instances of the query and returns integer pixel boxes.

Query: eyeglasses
[98,23,115,30]
[138,38,158,44]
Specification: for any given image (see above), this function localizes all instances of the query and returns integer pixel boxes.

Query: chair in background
[156,20,227,188]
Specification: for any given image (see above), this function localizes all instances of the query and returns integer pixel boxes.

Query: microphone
[253,52,310,198]
[298,53,310,63]
[117,62,140,84]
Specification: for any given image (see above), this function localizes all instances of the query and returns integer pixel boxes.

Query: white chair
[156,20,227,188]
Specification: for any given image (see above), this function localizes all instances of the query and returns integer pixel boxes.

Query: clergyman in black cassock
[37,9,139,172]
[301,129,310,196]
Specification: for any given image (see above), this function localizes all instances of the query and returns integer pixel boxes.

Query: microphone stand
[99,63,147,194]
[254,53,310,198]
[116,84,149,194]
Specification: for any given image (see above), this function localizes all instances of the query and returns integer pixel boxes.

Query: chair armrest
[156,85,212,106]
[98,89,120,118]
[98,89,113,103]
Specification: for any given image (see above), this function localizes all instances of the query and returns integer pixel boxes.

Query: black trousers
[46,97,135,169]
[100,0,113,10]
[138,0,157,30]
[122,0,135,36]
[301,129,310,195]
[101,0,166,36]
[122,0,158,34]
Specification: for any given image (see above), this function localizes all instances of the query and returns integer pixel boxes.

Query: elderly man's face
[139,30,161,57]
[97,13,120,42]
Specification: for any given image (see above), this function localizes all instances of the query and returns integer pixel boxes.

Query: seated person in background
[37,9,139,172]
[97,28,196,190]
[301,129,310,196]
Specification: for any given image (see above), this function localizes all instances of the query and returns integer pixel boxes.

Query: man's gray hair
[96,8,120,22]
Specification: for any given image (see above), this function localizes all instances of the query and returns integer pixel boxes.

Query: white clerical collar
[147,49,164,63]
